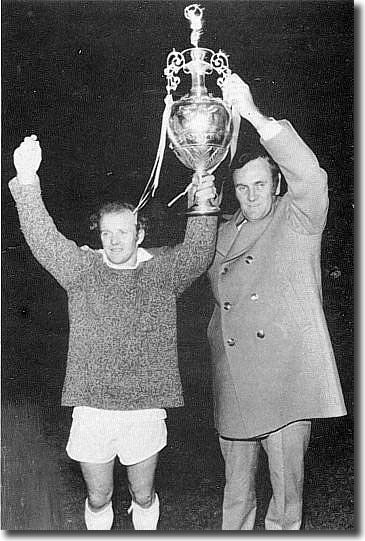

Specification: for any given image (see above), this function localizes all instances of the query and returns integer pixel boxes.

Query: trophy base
[185,202,221,216]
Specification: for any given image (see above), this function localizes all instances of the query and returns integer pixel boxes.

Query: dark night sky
[2,0,353,249]
[1,7,354,529]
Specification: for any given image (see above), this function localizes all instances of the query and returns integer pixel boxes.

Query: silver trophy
[134,4,236,216]
[165,4,233,215]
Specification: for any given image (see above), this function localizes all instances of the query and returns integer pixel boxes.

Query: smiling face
[233,157,276,222]
[99,210,145,266]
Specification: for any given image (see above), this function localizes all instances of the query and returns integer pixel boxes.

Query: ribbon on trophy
[133,93,173,213]
[134,4,240,215]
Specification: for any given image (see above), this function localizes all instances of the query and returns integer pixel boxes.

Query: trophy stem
[185,170,221,216]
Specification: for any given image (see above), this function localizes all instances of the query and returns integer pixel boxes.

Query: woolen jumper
[9,177,217,410]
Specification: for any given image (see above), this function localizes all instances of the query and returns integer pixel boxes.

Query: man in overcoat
[207,74,347,530]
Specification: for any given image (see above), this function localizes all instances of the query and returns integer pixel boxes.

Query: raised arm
[160,175,218,295]
[223,74,329,233]
[261,120,328,233]
[9,135,92,289]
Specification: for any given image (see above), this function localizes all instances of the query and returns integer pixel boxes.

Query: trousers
[219,420,311,530]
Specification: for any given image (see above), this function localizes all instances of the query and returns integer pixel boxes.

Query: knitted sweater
[9,177,217,410]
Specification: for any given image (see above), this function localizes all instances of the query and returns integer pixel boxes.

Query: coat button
[223,302,232,310]
[256,330,265,339]
[250,293,259,301]
[245,255,254,264]
[227,338,236,346]
[221,266,228,275]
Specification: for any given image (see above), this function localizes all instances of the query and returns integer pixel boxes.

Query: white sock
[84,498,114,530]
[128,493,160,530]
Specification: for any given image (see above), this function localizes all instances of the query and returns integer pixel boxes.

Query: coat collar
[218,200,278,262]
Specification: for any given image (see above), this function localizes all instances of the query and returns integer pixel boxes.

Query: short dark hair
[231,148,281,192]
[89,201,148,234]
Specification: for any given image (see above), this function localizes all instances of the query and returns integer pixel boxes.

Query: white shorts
[66,406,167,465]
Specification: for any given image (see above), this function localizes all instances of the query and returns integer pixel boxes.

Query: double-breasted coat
[207,120,347,439]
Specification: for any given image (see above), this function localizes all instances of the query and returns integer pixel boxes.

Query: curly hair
[89,201,148,234]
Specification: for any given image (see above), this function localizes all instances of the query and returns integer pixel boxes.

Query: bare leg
[80,459,115,529]
[126,452,160,529]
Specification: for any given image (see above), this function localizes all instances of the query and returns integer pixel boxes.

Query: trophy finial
[184,4,204,47]
[135,3,236,215]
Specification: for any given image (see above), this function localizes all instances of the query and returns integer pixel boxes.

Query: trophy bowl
[166,44,233,215]
[168,93,233,215]
[134,5,235,216]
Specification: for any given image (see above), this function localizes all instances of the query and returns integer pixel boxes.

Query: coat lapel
[222,202,278,262]
[216,209,242,257]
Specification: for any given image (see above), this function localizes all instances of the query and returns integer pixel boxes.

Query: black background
[2,0,353,246]
[1,1,354,530]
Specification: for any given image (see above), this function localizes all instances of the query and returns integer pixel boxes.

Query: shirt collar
[100,247,153,269]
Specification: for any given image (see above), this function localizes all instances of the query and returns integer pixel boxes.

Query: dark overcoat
[207,120,347,438]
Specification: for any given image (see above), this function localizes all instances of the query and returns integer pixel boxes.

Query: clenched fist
[13,134,42,185]
[222,74,266,130]
[188,173,217,208]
